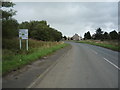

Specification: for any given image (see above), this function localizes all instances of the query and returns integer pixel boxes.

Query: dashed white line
[103,58,120,70]
[93,50,98,54]
[90,49,98,54]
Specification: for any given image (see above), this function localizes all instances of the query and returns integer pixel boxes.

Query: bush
[2,19,19,39]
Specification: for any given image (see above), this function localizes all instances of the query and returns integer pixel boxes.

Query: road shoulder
[3,45,72,88]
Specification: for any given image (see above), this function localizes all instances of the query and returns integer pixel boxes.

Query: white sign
[19,29,28,39]
[19,29,29,50]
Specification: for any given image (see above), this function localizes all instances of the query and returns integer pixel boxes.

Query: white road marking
[90,49,98,54]
[103,58,120,70]
[92,50,98,54]
[86,45,98,54]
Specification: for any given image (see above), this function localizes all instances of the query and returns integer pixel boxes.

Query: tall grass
[2,38,68,75]
[77,40,120,51]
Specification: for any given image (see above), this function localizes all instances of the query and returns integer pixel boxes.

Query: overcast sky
[13,2,118,37]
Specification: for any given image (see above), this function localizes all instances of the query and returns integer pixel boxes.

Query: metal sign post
[20,39,22,50]
[19,29,28,50]
[26,39,28,51]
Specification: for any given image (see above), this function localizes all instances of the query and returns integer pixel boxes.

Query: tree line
[2,2,62,41]
[19,20,62,41]
[84,28,120,40]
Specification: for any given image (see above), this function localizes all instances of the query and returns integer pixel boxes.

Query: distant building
[72,34,82,41]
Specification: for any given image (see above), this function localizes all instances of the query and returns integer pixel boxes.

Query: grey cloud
[13,2,118,37]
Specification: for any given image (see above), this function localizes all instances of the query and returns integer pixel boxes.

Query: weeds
[2,38,68,75]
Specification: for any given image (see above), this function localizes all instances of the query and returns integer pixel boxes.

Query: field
[77,40,120,51]
[2,38,68,75]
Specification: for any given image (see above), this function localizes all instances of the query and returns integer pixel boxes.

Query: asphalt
[34,42,119,88]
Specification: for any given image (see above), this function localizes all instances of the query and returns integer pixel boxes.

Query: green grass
[77,40,120,51]
[2,38,69,75]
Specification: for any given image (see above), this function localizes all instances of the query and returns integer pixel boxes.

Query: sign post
[26,39,28,51]
[19,29,28,50]
[20,39,22,50]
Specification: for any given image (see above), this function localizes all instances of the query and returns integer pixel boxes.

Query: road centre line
[90,49,98,54]
[103,58,120,70]
[92,50,98,54]
[83,45,98,54]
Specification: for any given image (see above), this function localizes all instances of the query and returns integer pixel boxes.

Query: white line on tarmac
[91,49,98,54]
[103,58,120,70]
[86,46,98,55]
[93,50,98,54]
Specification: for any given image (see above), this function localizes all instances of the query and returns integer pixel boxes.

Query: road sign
[19,29,28,50]
[19,29,28,39]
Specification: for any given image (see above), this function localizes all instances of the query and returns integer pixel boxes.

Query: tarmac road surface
[34,42,118,88]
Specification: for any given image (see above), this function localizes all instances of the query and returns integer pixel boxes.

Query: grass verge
[3,39,69,75]
[77,40,120,52]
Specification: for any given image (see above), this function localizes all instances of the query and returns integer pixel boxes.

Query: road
[34,42,118,88]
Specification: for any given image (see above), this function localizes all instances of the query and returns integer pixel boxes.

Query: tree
[2,2,18,38]
[84,31,91,39]
[2,2,16,20]
[118,31,120,40]
[84,33,87,39]
[63,36,67,40]
[20,20,62,41]
[2,19,18,38]
[91,34,95,39]
[103,32,110,40]
[94,28,103,40]
[109,30,118,40]
[86,31,91,39]
[71,37,73,40]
